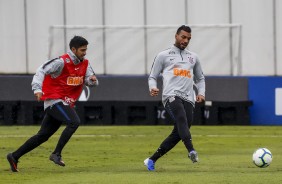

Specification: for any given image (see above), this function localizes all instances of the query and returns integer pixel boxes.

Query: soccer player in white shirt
[144,25,205,171]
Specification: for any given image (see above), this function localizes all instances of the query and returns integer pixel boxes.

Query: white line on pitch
[0,134,282,138]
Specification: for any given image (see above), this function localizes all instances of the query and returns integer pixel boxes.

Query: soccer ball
[252,148,272,168]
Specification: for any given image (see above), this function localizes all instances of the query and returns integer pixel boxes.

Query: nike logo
[75,68,79,70]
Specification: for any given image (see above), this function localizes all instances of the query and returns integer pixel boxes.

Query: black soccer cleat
[188,150,199,163]
[49,153,65,166]
[7,153,19,172]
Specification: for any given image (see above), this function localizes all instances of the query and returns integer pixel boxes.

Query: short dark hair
[176,25,191,34]
[69,36,88,49]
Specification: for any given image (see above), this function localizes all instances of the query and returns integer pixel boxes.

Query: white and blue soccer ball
[252,148,272,168]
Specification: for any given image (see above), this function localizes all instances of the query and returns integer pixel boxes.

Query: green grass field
[0,125,282,184]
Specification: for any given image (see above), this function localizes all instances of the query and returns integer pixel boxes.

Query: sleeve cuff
[34,89,42,94]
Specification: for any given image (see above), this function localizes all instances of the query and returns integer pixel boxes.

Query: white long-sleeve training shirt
[148,45,205,106]
[31,51,98,109]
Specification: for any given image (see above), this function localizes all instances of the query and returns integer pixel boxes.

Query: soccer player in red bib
[7,36,98,172]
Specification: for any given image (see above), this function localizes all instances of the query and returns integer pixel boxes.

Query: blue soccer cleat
[144,158,155,171]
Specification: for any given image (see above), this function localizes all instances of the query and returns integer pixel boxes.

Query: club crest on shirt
[65,58,70,63]
[188,57,194,64]
[64,96,75,105]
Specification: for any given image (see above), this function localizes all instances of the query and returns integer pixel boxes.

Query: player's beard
[76,55,85,61]
[175,42,187,50]
[179,42,187,50]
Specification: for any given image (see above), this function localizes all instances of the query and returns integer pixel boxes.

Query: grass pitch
[0,125,282,184]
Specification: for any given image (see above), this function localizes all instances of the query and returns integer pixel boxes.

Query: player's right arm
[31,58,64,101]
[148,53,164,97]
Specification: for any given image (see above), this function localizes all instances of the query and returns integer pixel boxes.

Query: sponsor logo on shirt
[173,68,191,78]
[67,76,84,86]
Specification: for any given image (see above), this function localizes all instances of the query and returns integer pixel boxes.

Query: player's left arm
[85,62,98,86]
[193,56,205,103]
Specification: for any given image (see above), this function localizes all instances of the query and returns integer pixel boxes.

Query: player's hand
[196,95,205,103]
[150,88,159,97]
[89,75,97,84]
[34,92,43,102]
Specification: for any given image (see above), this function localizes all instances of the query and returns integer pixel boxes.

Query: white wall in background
[276,0,282,75]
[0,0,281,76]
[187,0,230,24]
[0,0,26,73]
[232,0,275,75]
[26,0,64,72]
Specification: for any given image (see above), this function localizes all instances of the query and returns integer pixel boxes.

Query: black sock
[183,139,194,153]
[53,125,78,155]
[13,134,48,160]
[150,147,167,162]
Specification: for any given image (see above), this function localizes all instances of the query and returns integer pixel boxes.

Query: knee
[36,134,50,143]
[67,120,80,130]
